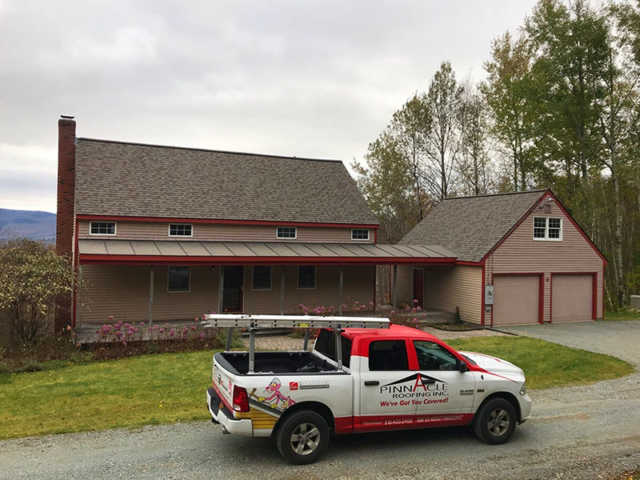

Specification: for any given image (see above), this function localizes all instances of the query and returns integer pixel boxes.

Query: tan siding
[424,265,482,324]
[79,264,374,324]
[394,265,414,307]
[488,201,604,323]
[78,221,374,244]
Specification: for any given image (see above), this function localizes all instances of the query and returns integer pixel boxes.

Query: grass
[0,336,634,440]
[447,336,634,390]
[603,309,640,321]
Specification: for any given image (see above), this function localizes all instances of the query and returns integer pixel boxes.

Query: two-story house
[55,116,455,330]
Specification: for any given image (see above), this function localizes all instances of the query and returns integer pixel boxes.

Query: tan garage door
[552,274,593,322]
[493,275,540,326]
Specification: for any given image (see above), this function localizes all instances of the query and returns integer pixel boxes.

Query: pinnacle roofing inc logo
[380,373,449,398]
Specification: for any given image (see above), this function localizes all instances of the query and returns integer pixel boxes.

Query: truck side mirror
[459,361,468,373]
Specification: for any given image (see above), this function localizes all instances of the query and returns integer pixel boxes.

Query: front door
[413,269,424,307]
[223,266,243,312]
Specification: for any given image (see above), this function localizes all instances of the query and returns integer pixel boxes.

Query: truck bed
[216,351,340,375]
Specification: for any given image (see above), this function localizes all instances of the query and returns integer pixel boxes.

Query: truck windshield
[314,329,352,368]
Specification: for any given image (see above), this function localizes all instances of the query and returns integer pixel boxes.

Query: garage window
[533,217,562,241]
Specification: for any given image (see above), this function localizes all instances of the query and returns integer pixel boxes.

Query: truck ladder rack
[202,314,391,373]
[202,314,391,330]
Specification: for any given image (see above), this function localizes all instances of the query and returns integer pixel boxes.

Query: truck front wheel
[473,397,517,445]
[276,410,330,465]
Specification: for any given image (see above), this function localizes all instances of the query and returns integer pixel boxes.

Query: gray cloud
[0,0,537,212]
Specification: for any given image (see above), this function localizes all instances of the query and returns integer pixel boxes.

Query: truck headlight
[519,382,527,396]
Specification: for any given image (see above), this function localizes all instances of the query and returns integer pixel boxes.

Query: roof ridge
[76,137,344,164]
[443,189,548,201]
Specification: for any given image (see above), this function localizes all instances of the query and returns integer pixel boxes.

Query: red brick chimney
[55,115,76,331]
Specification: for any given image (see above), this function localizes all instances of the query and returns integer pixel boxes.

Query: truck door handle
[364,381,379,386]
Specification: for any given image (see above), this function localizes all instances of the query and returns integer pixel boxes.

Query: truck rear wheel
[276,410,330,465]
[473,397,517,445]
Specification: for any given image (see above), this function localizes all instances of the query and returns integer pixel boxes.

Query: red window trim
[76,214,380,230]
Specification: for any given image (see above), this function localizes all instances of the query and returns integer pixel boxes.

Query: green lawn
[448,336,634,390]
[603,309,640,321]
[0,337,634,440]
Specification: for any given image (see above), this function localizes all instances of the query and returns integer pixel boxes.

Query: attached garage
[551,274,595,322]
[493,275,542,326]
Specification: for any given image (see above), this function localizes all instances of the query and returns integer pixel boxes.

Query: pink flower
[140,322,145,326]
[148,327,153,333]
[124,323,131,329]
[133,327,139,333]
[369,302,374,306]
[360,305,366,310]
[199,332,205,339]
[411,308,416,313]
[122,341,127,347]
[390,310,396,315]
[416,306,422,311]
[115,331,123,338]
[355,301,360,305]
[183,327,189,334]
[159,328,164,333]
[194,317,199,321]
[191,326,197,331]
[127,330,134,337]
[342,304,348,309]
[108,315,114,320]
[413,299,419,304]
[405,306,410,311]
[413,318,419,324]
[169,329,175,337]
[210,310,216,314]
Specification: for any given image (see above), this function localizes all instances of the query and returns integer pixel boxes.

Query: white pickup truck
[205,315,532,465]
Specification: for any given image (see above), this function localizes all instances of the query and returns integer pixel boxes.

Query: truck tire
[473,397,517,445]
[276,410,330,465]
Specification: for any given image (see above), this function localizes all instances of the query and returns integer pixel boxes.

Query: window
[351,229,370,240]
[168,266,190,292]
[533,217,563,241]
[414,341,459,371]
[369,340,409,371]
[169,224,193,237]
[90,222,116,235]
[277,227,297,239]
[314,329,352,368]
[252,266,272,290]
[298,266,316,289]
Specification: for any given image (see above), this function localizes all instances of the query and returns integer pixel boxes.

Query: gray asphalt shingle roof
[399,190,547,262]
[75,138,379,225]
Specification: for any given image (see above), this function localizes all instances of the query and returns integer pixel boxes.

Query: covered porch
[75,239,457,334]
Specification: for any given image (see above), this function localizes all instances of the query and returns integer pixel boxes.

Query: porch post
[392,264,398,310]
[77,265,83,328]
[280,267,285,315]
[148,266,154,326]
[218,266,224,314]
[338,266,344,315]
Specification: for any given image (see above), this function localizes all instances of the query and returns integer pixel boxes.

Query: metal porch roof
[78,240,457,265]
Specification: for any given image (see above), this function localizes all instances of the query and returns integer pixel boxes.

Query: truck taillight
[232,385,250,412]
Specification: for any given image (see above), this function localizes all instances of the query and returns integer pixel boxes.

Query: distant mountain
[0,209,56,242]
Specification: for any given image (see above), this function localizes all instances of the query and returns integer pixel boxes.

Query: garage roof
[400,190,547,262]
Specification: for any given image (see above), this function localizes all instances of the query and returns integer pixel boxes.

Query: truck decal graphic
[246,377,297,418]
[379,373,449,401]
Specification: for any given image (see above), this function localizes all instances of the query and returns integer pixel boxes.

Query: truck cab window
[369,340,409,371]
[314,329,352,368]
[414,341,458,371]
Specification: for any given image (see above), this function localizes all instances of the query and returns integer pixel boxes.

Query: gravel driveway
[1,322,639,480]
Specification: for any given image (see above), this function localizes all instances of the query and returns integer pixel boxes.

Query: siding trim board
[549,272,598,322]
[79,255,458,266]
[76,214,380,230]
[491,273,545,326]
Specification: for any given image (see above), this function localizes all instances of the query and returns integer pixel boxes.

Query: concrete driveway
[1,321,639,480]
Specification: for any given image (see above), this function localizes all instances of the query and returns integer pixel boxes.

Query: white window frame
[276,226,297,239]
[89,221,117,236]
[351,229,370,241]
[167,266,191,293]
[533,217,563,241]
[168,223,193,237]
[297,265,317,290]
[252,266,272,291]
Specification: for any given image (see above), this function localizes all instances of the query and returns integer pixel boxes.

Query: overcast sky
[0,0,537,213]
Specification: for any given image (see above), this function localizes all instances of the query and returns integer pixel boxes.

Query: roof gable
[74,138,379,225]
[399,190,547,262]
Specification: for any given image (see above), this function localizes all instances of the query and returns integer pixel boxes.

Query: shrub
[0,240,74,344]
[0,362,11,375]
[20,360,45,373]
